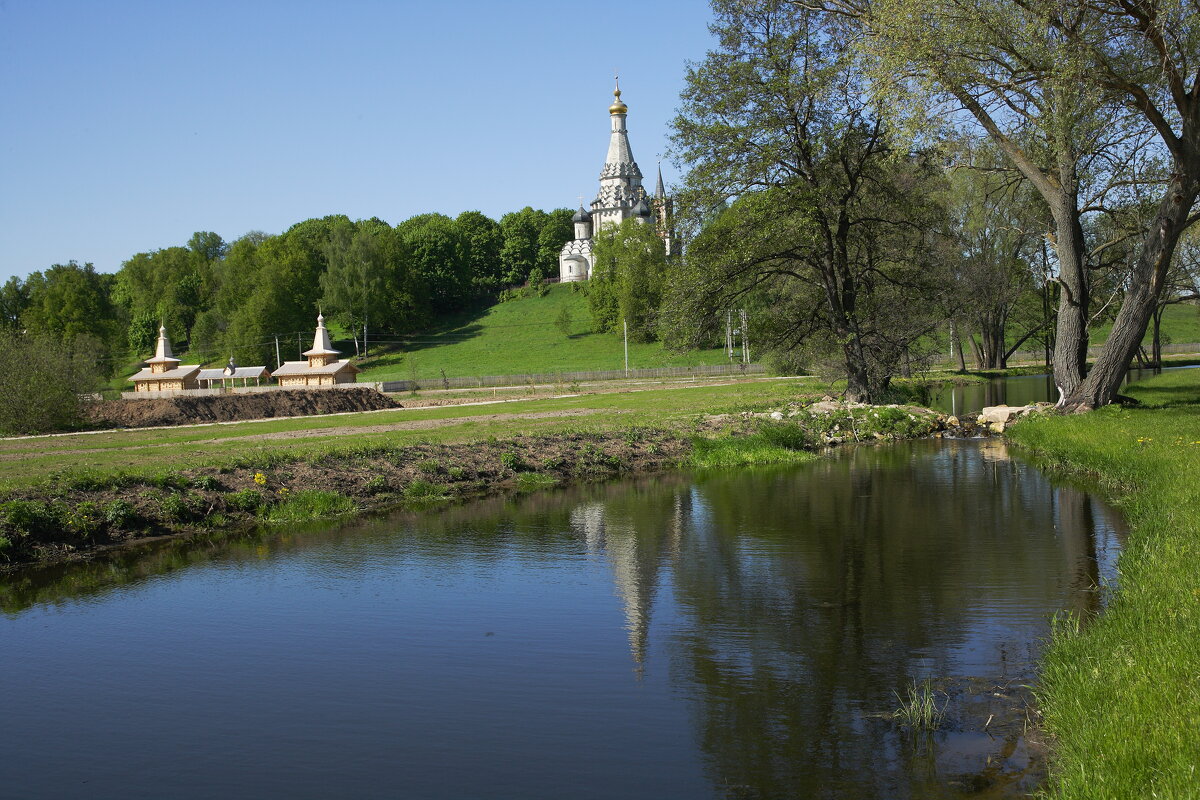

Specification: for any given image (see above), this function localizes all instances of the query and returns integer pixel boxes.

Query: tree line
[635,0,1199,411]
[0,206,575,376]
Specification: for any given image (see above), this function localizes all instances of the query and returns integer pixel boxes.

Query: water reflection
[0,440,1123,799]
[926,365,1197,415]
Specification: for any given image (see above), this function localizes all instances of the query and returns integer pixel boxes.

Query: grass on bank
[1006,368,1200,799]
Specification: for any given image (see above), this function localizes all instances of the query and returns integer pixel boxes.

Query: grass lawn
[0,378,819,490]
[354,283,732,381]
[1006,368,1200,799]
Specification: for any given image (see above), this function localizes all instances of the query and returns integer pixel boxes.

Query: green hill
[356,284,732,382]
[1091,302,1200,348]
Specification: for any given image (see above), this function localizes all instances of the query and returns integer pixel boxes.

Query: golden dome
[609,80,627,115]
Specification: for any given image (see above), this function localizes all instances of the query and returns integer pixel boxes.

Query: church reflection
[563,440,1122,798]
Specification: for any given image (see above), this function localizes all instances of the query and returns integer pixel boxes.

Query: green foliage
[261,489,354,522]
[892,679,947,730]
[553,305,573,337]
[64,501,103,539]
[688,435,818,469]
[456,210,504,291]
[589,219,666,342]
[157,492,199,522]
[417,459,442,475]
[667,1,949,401]
[226,488,264,512]
[447,466,466,480]
[513,472,559,492]
[0,328,102,434]
[363,476,389,495]
[0,499,61,537]
[396,213,470,317]
[499,451,525,472]
[499,206,549,286]
[194,475,222,491]
[402,480,445,500]
[19,262,122,372]
[103,500,137,528]
[320,218,399,343]
[756,420,816,451]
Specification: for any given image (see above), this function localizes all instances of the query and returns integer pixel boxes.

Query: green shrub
[417,460,442,475]
[756,420,815,451]
[64,501,103,539]
[157,492,197,522]
[103,499,136,528]
[0,500,61,536]
[226,489,264,512]
[540,456,566,471]
[499,452,525,472]
[447,466,466,480]
[364,476,390,495]
[194,475,222,491]
[0,329,102,434]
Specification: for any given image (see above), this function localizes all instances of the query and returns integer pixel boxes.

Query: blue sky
[0,0,714,282]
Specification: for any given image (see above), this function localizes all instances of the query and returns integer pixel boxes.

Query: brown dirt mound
[85,388,399,429]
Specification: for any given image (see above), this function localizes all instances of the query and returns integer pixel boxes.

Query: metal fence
[932,342,1200,369]
[378,362,766,392]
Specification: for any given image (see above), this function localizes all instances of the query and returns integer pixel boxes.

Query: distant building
[272,313,360,387]
[129,325,201,393]
[559,79,677,282]
[197,357,270,389]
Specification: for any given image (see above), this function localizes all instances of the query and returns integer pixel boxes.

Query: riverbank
[0,383,973,567]
[1005,368,1200,799]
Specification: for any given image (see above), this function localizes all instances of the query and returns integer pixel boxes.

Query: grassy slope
[1006,369,1200,799]
[356,283,731,381]
[0,378,818,490]
[1090,301,1200,348]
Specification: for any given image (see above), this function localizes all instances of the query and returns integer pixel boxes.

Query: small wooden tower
[129,325,201,393]
[273,313,360,387]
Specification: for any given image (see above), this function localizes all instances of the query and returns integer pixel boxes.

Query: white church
[558,80,676,282]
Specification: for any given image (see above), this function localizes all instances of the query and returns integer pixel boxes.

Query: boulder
[978,405,1036,425]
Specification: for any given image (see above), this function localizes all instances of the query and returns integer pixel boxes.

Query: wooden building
[272,313,359,387]
[197,357,271,389]
[129,325,201,393]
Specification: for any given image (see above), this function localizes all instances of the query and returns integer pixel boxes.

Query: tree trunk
[1151,305,1164,370]
[969,334,984,369]
[1049,196,1090,404]
[952,323,967,372]
[1063,172,1199,410]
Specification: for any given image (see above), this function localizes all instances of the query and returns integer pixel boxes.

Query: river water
[0,440,1123,799]
[925,365,1195,416]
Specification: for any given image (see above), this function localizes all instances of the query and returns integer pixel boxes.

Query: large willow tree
[808,0,1200,410]
[667,0,949,401]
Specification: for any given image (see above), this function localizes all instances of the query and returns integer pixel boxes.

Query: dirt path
[0,408,612,460]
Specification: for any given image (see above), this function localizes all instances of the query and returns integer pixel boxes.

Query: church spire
[655,160,665,201]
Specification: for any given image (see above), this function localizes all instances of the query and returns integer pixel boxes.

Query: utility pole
[623,318,629,376]
[740,309,750,363]
[725,310,734,362]
[275,336,281,370]
[298,332,302,359]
